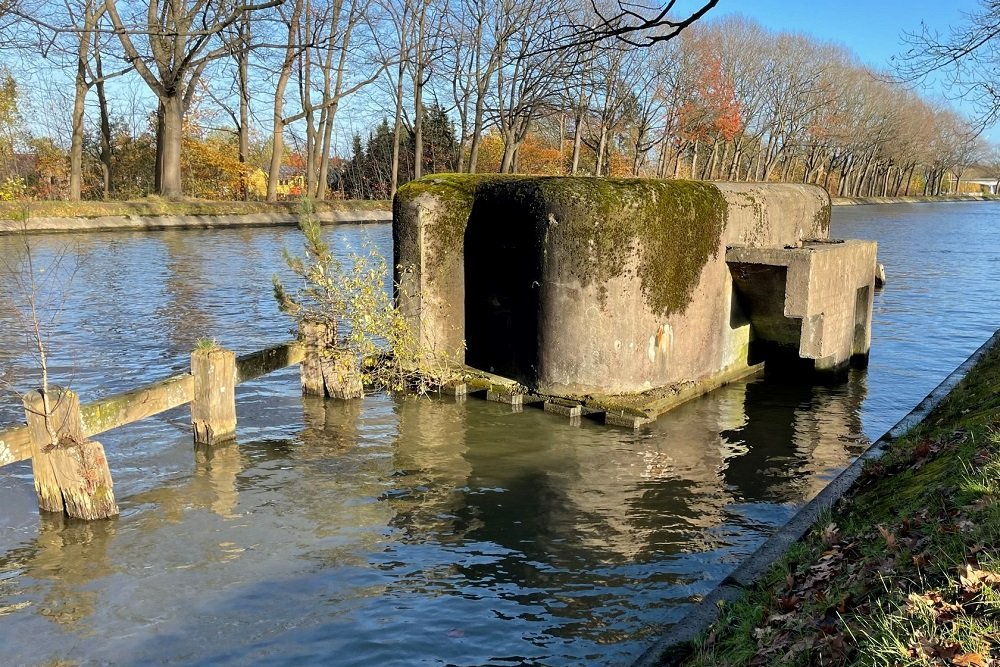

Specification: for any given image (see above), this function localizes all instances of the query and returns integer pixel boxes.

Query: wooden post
[301,320,335,396]
[191,347,237,445]
[23,387,119,520]
[300,319,363,400]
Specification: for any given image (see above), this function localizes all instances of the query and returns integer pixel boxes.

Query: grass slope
[684,339,1000,667]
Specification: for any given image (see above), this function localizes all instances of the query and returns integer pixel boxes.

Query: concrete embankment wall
[0,208,391,235]
[832,193,998,206]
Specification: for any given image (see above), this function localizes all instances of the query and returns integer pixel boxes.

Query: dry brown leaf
[878,524,897,549]
[953,652,988,667]
[959,563,1000,590]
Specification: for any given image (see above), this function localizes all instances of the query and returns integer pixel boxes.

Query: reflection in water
[389,396,473,542]
[0,514,117,630]
[1,206,999,665]
[721,371,868,503]
[0,380,872,666]
[155,232,216,353]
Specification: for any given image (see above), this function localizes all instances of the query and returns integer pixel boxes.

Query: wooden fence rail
[0,340,305,519]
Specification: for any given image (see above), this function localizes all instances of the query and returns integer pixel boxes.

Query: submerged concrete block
[543,400,583,418]
[394,176,875,405]
[727,240,877,370]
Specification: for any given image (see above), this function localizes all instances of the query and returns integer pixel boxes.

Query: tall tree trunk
[727,137,743,180]
[571,109,584,175]
[467,96,486,174]
[390,60,406,195]
[595,125,608,177]
[413,81,424,178]
[153,103,164,193]
[559,114,566,174]
[316,104,336,200]
[95,58,112,200]
[500,132,516,173]
[655,137,667,178]
[69,74,88,202]
[717,141,730,181]
[237,17,251,200]
[704,139,718,180]
[267,0,303,201]
[158,95,184,198]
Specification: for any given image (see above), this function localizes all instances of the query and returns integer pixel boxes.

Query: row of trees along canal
[0,1,990,203]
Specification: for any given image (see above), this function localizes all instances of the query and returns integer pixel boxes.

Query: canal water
[0,202,998,666]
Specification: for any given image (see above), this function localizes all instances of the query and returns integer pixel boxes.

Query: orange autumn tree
[471,131,564,175]
[677,48,743,180]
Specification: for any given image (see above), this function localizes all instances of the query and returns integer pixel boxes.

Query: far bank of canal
[0,201,998,665]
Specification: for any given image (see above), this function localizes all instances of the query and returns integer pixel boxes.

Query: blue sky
[702,0,992,134]
[708,0,982,70]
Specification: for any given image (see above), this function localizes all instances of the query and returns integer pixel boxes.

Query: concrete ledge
[486,390,524,406]
[0,208,391,235]
[832,194,998,206]
[586,362,765,424]
[441,382,468,397]
[604,412,652,429]
[543,400,583,418]
[632,328,1000,667]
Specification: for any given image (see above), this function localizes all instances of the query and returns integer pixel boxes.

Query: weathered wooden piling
[191,347,237,445]
[23,387,118,520]
[300,320,363,399]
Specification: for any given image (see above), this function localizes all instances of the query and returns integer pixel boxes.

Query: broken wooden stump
[23,387,118,520]
[300,320,363,399]
[191,346,237,445]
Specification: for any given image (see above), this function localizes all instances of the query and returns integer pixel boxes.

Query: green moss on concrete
[535,178,728,315]
[397,175,728,315]
[812,203,831,236]
[395,174,524,270]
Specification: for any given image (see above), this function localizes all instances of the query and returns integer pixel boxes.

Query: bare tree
[897,1,1000,129]
[267,0,381,201]
[104,0,279,198]
[562,0,718,48]
[492,0,573,172]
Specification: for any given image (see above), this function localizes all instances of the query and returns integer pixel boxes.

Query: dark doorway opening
[463,195,542,386]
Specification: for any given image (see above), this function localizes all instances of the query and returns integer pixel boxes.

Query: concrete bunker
[394,176,876,410]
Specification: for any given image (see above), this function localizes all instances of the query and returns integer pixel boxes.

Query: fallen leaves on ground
[691,419,1000,667]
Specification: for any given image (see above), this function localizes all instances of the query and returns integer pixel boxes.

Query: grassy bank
[0,197,390,220]
[681,338,1000,667]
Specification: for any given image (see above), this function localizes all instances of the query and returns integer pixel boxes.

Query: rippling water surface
[0,202,998,666]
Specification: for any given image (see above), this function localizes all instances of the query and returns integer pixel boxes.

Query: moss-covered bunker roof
[395,174,729,316]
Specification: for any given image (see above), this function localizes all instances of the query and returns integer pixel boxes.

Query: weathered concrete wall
[394,176,873,398]
[0,209,390,235]
[728,240,877,369]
